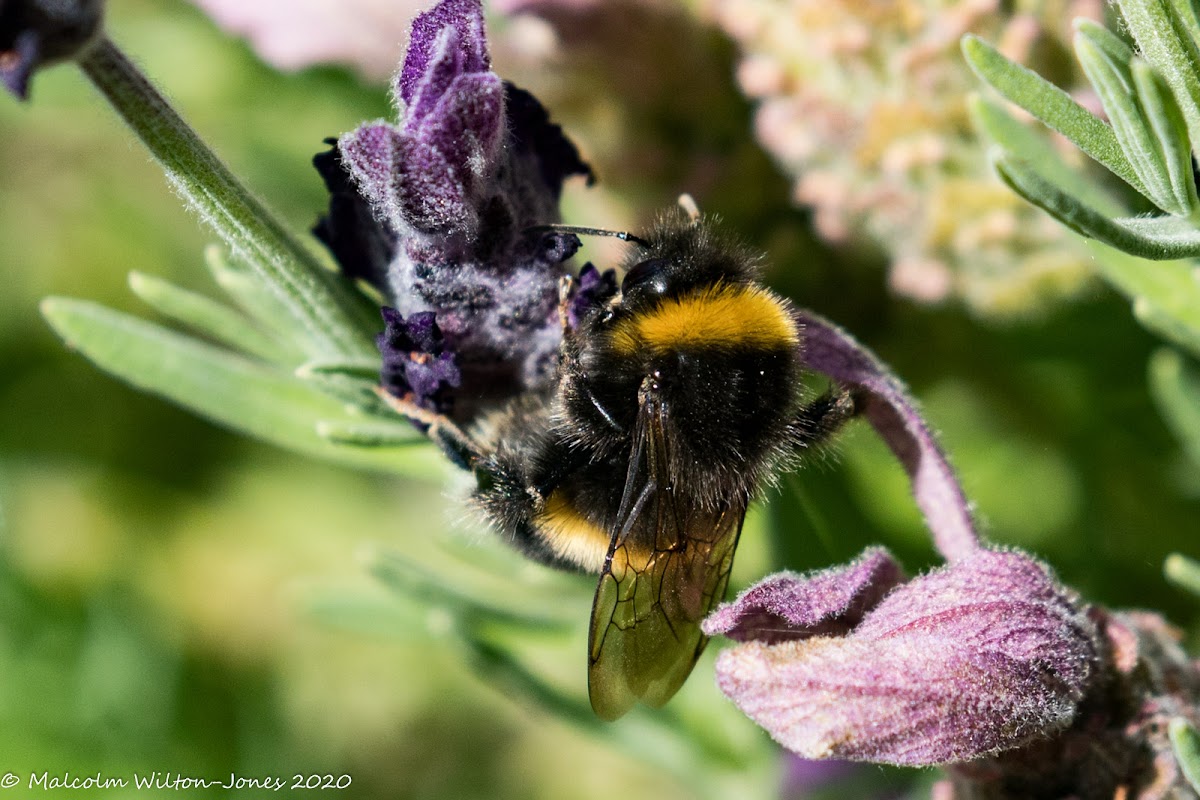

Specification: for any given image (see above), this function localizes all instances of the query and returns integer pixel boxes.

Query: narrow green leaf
[962,35,1147,196]
[78,38,378,361]
[1088,243,1200,331]
[969,94,1124,217]
[1167,0,1200,57]
[1074,19,1135,71]
[204,245,308,357]
[1115,0,1200,153]
[128,271,291,363]
[1170,717,1200,792]
[368,549,574,632]
[41,297,443,477]
[1164,553,1200,597]
[316,420,422,448]
[295,370,390,416]
[1134,297,1200,359]
[995,155,1200,258]
[1076,32,1179,212]
[297,358,381,383]
[1132,59,1199,214]
[305,592,429,641]
[1148,348,1200,469]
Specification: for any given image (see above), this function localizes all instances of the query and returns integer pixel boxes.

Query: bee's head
[615,210,763,312]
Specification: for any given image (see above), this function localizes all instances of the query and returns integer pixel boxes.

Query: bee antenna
[526,224,650,248]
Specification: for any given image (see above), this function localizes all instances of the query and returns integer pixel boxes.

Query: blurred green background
[1,1,1197,798]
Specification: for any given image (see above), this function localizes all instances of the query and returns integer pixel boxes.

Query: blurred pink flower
[189,0,426,80]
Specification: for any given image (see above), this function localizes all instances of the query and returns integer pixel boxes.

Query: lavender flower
[314,0,591,416]
[0,0,103,99]
[705,548,1099,765]
[705,317,1200,797]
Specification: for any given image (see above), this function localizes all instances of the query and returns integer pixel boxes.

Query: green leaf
[41,297,443,477]
[1148,348,1200,469]
[1170,717,1200,793]
[1134,297,1200,359]
[204,245,309,354]
[78,38,379,361]
[969,94,1124,217]
[294,361,391,415]
[316,420,422,448]
[1164,553,1200,597]
[1131,59,1199,215]
[368,549,574,633]
[128,271,292,363]
[962,34,1147,196]
[1075,30,1184,213]
[1115,0,1200,155]
[1087,242,1200,344]
[994,155,1200,258]
[297,358,382,383]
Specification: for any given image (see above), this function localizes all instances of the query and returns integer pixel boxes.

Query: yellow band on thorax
[609,284,797,356]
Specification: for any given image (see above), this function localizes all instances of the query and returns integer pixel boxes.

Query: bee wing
[587,382,746,720]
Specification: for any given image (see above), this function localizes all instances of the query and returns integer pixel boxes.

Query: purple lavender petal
[418,72,506,198]
[398,0,487,105]
[702,547,904,644]
[406,25,467,128]
[312,139,397,292]
[391,135,473,234]
[567,262,616,327]
[796,310,979,563]
[377,307,461,413]
[339,122,406,213]
[714,549,1099,766]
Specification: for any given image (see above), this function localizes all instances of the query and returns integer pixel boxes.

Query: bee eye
[600,308,615,324]
[621,257,670,297]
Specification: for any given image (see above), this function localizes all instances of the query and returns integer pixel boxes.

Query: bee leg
[557,273,576,335]
[372,387,486,471]
[790,388,859,448]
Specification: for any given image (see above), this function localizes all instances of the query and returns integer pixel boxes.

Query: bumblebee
[383,201,856,720]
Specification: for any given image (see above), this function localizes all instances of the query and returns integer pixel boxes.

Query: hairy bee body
[394,208,855,719]
[472,215,810,568]
[461,212,853,718]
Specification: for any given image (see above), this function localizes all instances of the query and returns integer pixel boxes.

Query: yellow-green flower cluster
[708,0,1104,316]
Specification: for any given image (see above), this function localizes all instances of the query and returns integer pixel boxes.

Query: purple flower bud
[377,307,461,414]
[711,548,1100,767]
[316,0,592,418]
[1,0,103,100]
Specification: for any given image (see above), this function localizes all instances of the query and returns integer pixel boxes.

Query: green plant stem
[76,36,377,361]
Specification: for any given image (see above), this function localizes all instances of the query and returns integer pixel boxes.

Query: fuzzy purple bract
[705,548,1099,766]
[314,0,591,417]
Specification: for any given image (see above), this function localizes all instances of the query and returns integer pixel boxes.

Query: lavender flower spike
[318,0,592,418]
[708,548,1100,766]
